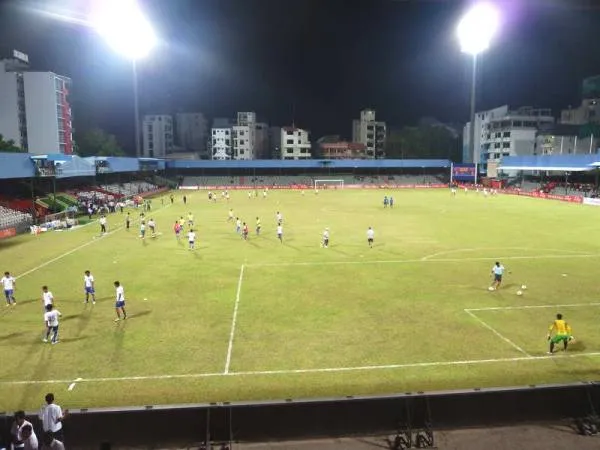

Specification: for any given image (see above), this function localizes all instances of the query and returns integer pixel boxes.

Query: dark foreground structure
[2,382,599,448]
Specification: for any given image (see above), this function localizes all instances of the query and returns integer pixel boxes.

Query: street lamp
[91,0,157,157]
[457,3,499,179]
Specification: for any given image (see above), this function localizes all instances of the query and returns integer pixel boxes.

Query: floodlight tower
[92,0,157,157]
[457,3,500,177]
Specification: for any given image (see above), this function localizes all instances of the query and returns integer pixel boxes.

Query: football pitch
[2,188,600,411]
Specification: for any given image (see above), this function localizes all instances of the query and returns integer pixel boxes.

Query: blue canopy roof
[167,159,451,169]
[500,155,600,172]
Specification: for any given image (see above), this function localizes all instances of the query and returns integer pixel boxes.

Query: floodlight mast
[457,3,500,183]
[91,0,157,157]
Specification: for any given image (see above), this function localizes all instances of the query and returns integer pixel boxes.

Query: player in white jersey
[367,227,375,248]
[83,270,96,304]
[248,191,252,199]
[188,229,196,250]
[148,218,157,237]
[228,209,234,222]
[321,228,329,248]
[490,261,506,290]
[483,187,489,197]
[41,286,54,309]
[235,218,242,234]
[276,224,283,243]
[1,271,16,306]
[276,211,283,225]
[114,281,127,321]
[263,189,267,199]
[43,303,62,344]
[99,215,107,234]
[139,220,146,239]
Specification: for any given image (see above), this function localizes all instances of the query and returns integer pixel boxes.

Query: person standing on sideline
[389,197,394,208]
[41,432,64,450]
[11,410,38,450]
[83,270,96,304]
[114,281,127,322]
[321,228,329,248]
[367,227,375,248]
[170,193,174,204]
[99,215,107,234]
[256,217,261,235]
[490,261,505,290]
[125,212,131,230]
[43,304,61,344]
[1,271,16,306]
[183,195,187,205]
[39,394,67,443]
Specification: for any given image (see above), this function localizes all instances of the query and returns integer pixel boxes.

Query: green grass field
[2,188,600,412]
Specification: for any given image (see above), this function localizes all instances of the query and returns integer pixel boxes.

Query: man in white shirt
[11,411,38,450]
[276,211,283,225]
[367,227,375,248]
[321,228,329,248]
[41,286,54,310]
[43,304,61,344]
[276,224,283,243]
[39,393,66,443]
[188,229,196,250]
[490,261,506,290]
[1,271,16,306]
[99,215,107,234]
[83,270,96,304]
[114,281,127,322]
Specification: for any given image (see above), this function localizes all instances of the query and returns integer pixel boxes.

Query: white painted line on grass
[67,377,82,391]
[420,247,588,261]
[224,264,245,374]
[466,302,600,312]
[3,352,600,386]
[247,253,600,268]
[15,203,172,280]
[465,310,531,357]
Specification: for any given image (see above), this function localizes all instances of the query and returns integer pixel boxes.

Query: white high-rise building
[211,127,232,160]
[352,109,386,158]
[175,113,208,158]
[142,115,174,158]
[281,127,311,160]
[465,106,554,176]
[232,112,256,160]
[0,50,73,154]
[462,105,509,164]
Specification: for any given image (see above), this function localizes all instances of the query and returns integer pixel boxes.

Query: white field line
[3,352,600,386]
[466,302,600,312]
[224,264,245,374]
[67,377,82,391]
[465,310,531,357]
[246,253,600,268]
[420,246,588,261]
[15,203,172,280]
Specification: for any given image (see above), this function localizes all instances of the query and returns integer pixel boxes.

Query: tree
[0,134,23,153]
[76,128,125,157]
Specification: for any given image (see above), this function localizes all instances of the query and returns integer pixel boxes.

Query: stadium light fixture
[91,0,157,157]
[457,3,500,182]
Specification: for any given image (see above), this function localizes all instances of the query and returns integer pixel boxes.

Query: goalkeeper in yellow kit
[547,313,573,354]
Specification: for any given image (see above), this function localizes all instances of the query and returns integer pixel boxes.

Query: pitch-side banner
[583,197,600,207]
[179,184,447,190]
[452,164,476,181]
[0,228,16,239]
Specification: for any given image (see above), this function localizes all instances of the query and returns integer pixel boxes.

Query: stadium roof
[166,159,452,169]
[500,155,600,172]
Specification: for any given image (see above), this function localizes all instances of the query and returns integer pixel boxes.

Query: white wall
[281,128,311,159]
[143,115,173,158]
[232,125,254,160]
[23,72,61,154]
[0,62,21,146]
[211,127,232,160]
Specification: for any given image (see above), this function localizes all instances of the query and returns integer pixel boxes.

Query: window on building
[225,139,230,145]
[240,131,245,136]
[225,130,230,135]
[148,142,153,149]
[240,150,245,155]
[494,143,500,148]
[287,130,294,135]
[483,143,491,150]
[486,134,491,139]
[502,152,510,157]
[513,121,522,127]
[234,139,238,146]
[212,130,216,135]
[213,139,217,146]
[494,132,500,138]
[367,134,374,139]
[286,139,294,144]
[367,125,374,130]
[286,149,293,153]
[502,142,510,148]
[503,131,510,138]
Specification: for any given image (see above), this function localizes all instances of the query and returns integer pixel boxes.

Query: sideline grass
[1,189,600,411]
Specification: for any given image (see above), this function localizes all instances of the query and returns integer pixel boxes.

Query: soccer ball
[521,285,527,290]
[488,286,495,291]
[517,290,523,296]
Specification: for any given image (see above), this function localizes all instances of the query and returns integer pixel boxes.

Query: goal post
[314,179,344,190]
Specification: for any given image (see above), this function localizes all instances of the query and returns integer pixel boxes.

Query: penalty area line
[464,310,531,357]
[466,302,600,312]
[3,352,600,386]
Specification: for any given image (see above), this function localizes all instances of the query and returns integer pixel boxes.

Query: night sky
[1,0,600,153]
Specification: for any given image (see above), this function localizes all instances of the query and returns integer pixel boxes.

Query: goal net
[314,179,344,190]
